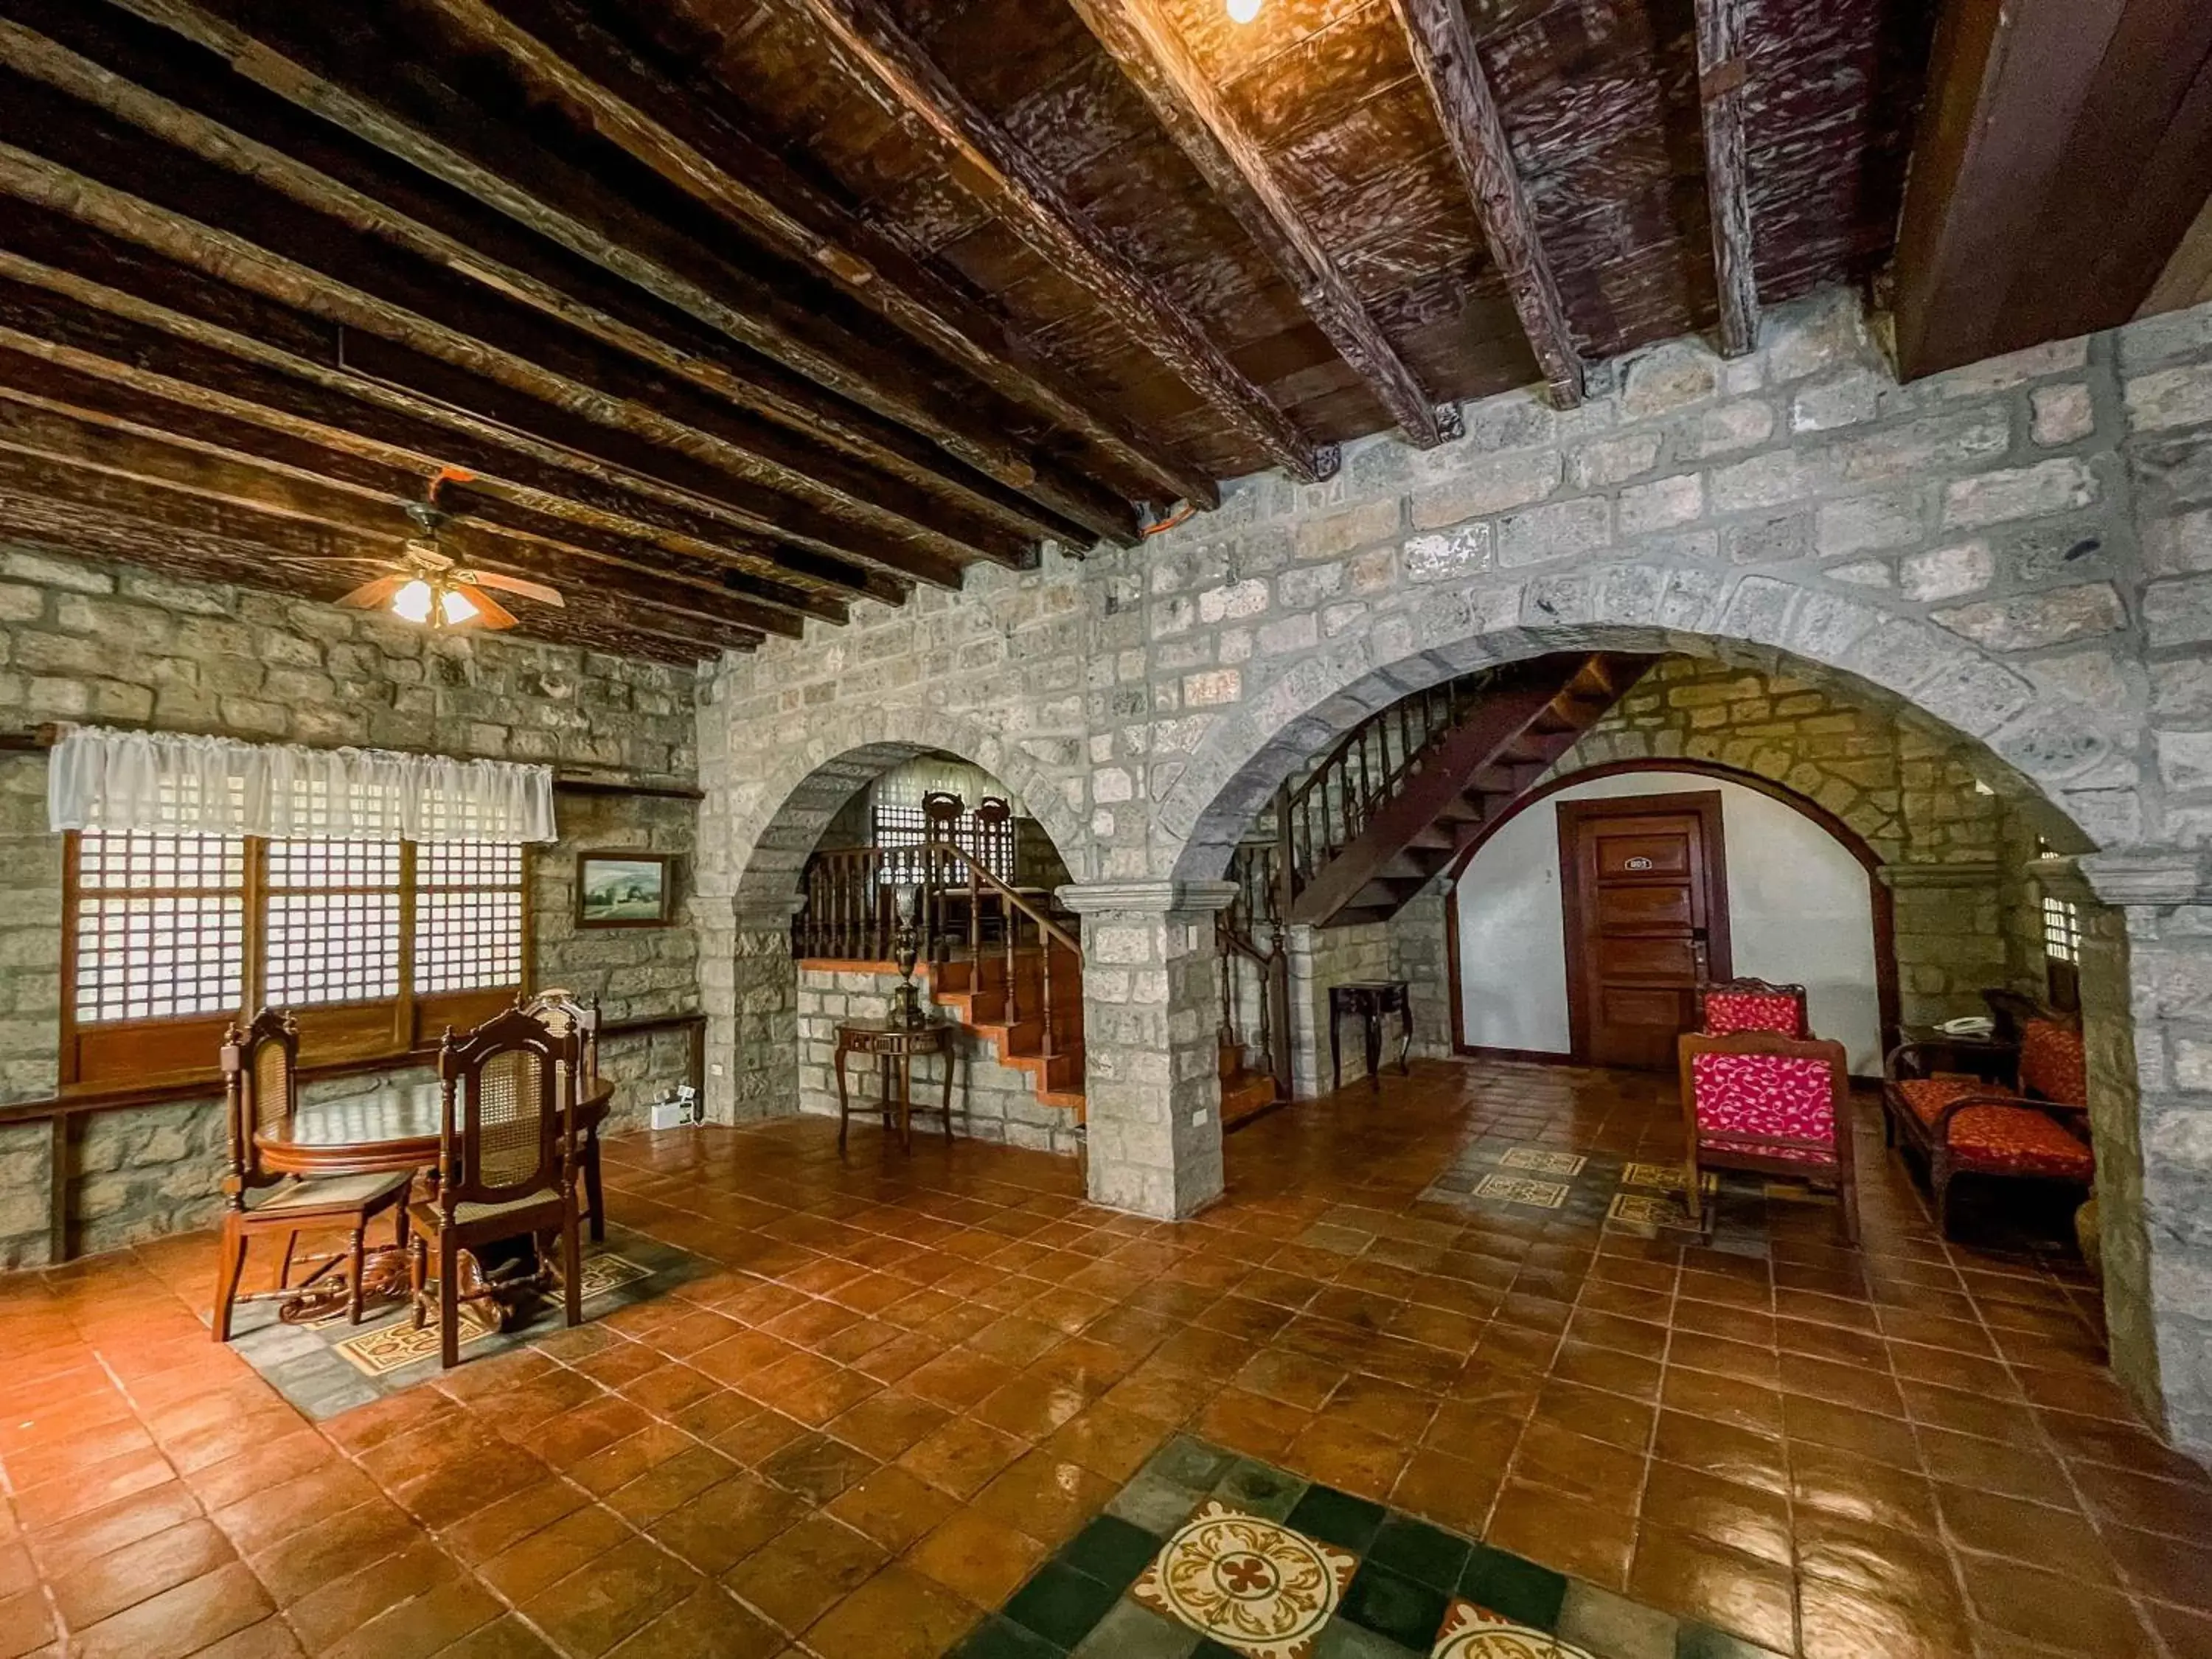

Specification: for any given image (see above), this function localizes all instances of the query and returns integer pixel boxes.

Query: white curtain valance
[46,726,557,844]
[871,756,1002,813]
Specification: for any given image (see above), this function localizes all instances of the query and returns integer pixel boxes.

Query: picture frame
[577,852,675,928]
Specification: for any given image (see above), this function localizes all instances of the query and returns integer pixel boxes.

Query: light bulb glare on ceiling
[1227,0,1262,24]
[391,578,435,625]
[439,587,479,626]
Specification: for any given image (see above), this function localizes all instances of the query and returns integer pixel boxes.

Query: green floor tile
[1314,1621,1425,1659]
[1458,1543,1566,1630]
[1060,1513,1162,1592]
[1004,1562,1126,1651]
[956,1615,1065,1659]
[1558,1579,1677,1659]
[1148,1435,1235,1494]
[1213,1455,1309,1520]
[1108,1469,1208,1533]
[1069,1600,1200,1659]
[1365,1513,1471,1593]
[1284,1482,1388,1552]
[1340,1561,1450,1650]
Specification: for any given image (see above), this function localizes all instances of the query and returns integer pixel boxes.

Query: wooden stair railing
[919,835,1082,1073]
[1217,840,1290,1122]
[1283,652,1651,927]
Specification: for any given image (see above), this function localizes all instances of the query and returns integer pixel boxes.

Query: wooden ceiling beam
[1064,0,1448,450]
[0,450,761,662]
[96,0,1146,546]
[416,0,1218,514]
[1893,0,2212,379]
[0,390,809,638]
[0,259,929,609]
[793,0,1337,485]
[7,0,1132,554]
[0,70,1047,568]
[0,206,962,592]
[1692,0,1759,358]
[0,340,850,625]
[1388,0,1585,406]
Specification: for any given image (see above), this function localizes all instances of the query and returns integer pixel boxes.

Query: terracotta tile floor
[4,1058,2210,1658]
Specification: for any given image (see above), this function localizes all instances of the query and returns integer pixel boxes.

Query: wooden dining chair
[211,1009,412,1341]
[517,987,605,1240]
[408,1008,584,1368]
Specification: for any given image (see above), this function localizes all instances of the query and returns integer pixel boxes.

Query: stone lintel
[2079,850,2212,908]
[1877,860,2001,890]
[1058,880,1239,917]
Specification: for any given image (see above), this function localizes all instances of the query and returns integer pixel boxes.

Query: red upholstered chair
[1696,978,1809,1038]
[1677,1029,1858,1243]
[1881,1017,2093,1237]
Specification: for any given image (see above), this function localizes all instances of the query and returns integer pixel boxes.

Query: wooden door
[1559,793,1731,1070]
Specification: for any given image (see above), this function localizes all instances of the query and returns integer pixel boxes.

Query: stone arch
[723,703,1091,916]
[1158,582,2113,886]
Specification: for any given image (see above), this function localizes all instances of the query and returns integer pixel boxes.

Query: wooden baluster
[1040,925,1057,1062]
[968,857,982,958]
[1002,871,1020,1030]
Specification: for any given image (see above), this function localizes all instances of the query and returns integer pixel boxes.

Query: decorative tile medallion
[1498,1147,1586,1178]
[1606,1192,1704,1233]
[1433,1599,1595,1658]
[1619,1161,1718,1194]
[1470,1173,1570,1210]
[327,1251,655,1376]
[1130,1501,1357,1659]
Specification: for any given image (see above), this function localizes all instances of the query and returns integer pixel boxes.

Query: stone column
[1283,923,1328,1099]
[699,894,804,1124]
[1060,880,1236,1219]
[2076,852,2212,1455]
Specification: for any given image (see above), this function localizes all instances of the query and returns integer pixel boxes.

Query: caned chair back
[437,1007,580,1211]
[1696,978,1809,1039]
[220,1007,298,1197]
[519,987,601,1082]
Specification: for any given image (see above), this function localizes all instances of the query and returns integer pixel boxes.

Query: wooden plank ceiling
[0,0,2183,664]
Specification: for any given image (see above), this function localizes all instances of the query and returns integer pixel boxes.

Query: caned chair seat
[246,1172,412,1214]
[411,1192,565,1230]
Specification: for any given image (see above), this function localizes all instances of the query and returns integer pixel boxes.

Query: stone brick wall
[793,966,1080,1154]
[699,290,2212,1450]
[0,543,703,1268]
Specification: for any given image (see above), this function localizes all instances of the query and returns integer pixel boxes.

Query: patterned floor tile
[1130,1503,1357,1659]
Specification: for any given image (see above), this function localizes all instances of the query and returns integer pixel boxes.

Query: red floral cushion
[1690,1051,1837,1164]
[1896,1079,2092,1179]
[1702,992,1805,1037]
[2020,1020,2087,1107]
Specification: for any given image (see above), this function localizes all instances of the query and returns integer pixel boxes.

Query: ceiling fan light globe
[391,578,436,625]
[1227,0,1262,24]
[439,587,480,627]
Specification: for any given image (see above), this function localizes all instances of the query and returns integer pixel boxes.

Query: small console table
[1329,980,1413,1093]
[834,1018,956,1152]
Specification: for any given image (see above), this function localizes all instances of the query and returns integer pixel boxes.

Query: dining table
[254,1075,613,1321]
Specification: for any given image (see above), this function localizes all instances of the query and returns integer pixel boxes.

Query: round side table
[834,1018,956,1153]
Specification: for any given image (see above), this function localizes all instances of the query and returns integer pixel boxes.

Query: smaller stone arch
[723,704,1090,917]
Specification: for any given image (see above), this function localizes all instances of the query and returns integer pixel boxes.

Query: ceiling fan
[335,467,565,631]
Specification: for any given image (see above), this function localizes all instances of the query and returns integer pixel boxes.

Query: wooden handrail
[922,837,1079,955]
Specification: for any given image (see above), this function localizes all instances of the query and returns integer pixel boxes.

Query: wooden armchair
[517,987,605,1241]
[1695,978,1809,1038]
[212,1009,412,1341]
[409,1008,584,1368]
[1677,1029,1858,1243]
[1882,1016,2093,1237]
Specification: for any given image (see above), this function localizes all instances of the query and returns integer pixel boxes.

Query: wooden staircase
[1284,652,1651,926]
[925,943,1086,1113]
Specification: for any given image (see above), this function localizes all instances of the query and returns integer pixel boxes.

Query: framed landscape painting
[577,852,675,928]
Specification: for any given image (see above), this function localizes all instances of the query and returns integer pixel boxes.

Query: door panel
[1559,794,1731,1070]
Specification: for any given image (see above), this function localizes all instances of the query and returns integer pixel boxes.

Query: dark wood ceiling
[0,0,2197,664]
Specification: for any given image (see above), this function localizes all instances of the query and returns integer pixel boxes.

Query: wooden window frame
[60,831,532,1093]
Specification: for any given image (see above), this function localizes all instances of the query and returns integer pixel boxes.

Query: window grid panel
[415,890,524,992]
[265,891,401,1005]
[77,832,244,893]
[266,838,401,891]
[74,894,245,1023]
[418,841,523,890]
[2042,896,2082,966]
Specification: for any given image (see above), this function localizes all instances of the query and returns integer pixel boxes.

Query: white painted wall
[1453,771,1884,1073]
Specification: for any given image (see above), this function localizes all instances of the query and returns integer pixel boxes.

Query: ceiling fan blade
[453,568,564,607]
[335,574,410,610]
[453,583,519,630]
